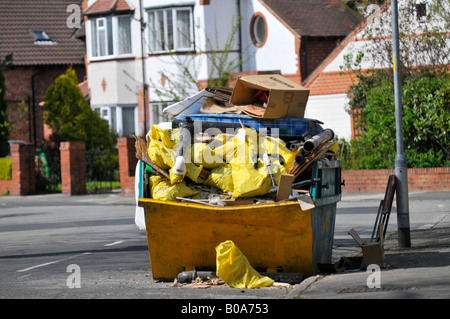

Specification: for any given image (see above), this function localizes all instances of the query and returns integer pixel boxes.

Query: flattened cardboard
[200,97,239,114]
[297,194,315,211]
[230,74,310,119]
[236,104,266,117]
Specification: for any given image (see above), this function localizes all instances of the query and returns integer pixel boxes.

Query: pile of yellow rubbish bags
[140,123,304,202]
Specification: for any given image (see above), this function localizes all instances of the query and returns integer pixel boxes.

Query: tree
[345,0,449,73]
[340,1,450,169]
[43,68,116,153]
[43,68,118,184]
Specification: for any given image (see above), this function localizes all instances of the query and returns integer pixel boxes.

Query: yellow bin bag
[204,164,234,193]
[148,124,180,148]
[150,176,198,201]
[148,137,204,184]
[216,240,274,289]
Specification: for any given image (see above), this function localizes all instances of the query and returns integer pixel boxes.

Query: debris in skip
[134,74,340,206]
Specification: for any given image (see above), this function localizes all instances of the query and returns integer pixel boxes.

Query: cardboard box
[230,74,310,118]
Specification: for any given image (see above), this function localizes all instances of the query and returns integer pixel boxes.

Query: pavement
[288,219,450,299]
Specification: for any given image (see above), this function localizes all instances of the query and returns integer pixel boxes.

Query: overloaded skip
[135,75,339,205]
[135,75,342,285]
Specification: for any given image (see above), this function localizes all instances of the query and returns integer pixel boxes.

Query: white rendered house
[303,0,450,141]
[83,0,360,137]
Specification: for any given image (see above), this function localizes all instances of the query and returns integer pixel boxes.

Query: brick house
[259,0,361,83]
[303,0,450,140]
[83,0,360,138]
[0,0,86,150]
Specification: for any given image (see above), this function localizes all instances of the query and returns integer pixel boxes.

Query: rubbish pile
[135,74,340,205]
[170,239,304,289]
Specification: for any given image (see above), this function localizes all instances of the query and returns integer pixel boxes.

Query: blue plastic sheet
[173,113,323,138]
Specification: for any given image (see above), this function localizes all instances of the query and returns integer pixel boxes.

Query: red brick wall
[3,66,86,148]
[60,141,87,195]
[118,137,137,196]
[0,143,35,195]
[0,141,91,196]
[136,85,150,138]
[4,68,34,144]
[0,180,10,195]
[342,167,450,193]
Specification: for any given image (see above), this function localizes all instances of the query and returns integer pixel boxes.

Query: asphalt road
[0,190,448,300]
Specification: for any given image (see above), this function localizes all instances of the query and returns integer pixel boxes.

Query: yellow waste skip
[138,198,314,281]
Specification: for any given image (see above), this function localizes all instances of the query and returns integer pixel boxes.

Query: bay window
[118,16,132,54]
[96,106,137,137]
[150,102,171,127]
[90,15,132,59]
[147,7,194,53]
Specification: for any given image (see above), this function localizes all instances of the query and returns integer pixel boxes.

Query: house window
[92,17,112,56]
[96,105,137,137]
[118,16,132,54]
[147,7,194,53]
[122,107,137,137]
[250,13,267,47]
[414,1,427,22]
[150,102,171,126]
[98,106,115,131]
[90,15,132,58]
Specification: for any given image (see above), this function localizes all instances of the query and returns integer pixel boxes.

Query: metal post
[139,0,147,135]
[391,0,411,248]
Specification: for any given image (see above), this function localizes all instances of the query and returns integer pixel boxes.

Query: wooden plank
[276,174,295,201]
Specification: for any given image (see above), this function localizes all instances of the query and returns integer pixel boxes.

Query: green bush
[43,68,118,184]
[343,70,450,169]
[0,157,12,180]
[43,68,117,153]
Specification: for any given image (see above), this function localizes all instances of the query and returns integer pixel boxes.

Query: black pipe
[303,128,334,152]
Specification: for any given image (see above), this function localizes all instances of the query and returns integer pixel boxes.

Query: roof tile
[0,0,86,66]
[261,0,361,37]
[84,0,132,16]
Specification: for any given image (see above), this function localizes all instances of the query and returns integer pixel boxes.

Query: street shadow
[0,244,149,260]
[386,250,450,269]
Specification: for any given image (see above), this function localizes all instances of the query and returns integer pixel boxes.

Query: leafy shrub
[43,68,117,153]
[43,68,118,184]
[0,157,12,180]
[343,70,450,169]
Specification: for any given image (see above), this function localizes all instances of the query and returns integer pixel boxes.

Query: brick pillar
[60,141,87,195]
[9,143,36,195]
[137,84,149,138]
[118,137,137,196]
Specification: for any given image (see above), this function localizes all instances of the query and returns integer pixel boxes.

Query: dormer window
[147,7,194,53]
[30,29,57,45]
